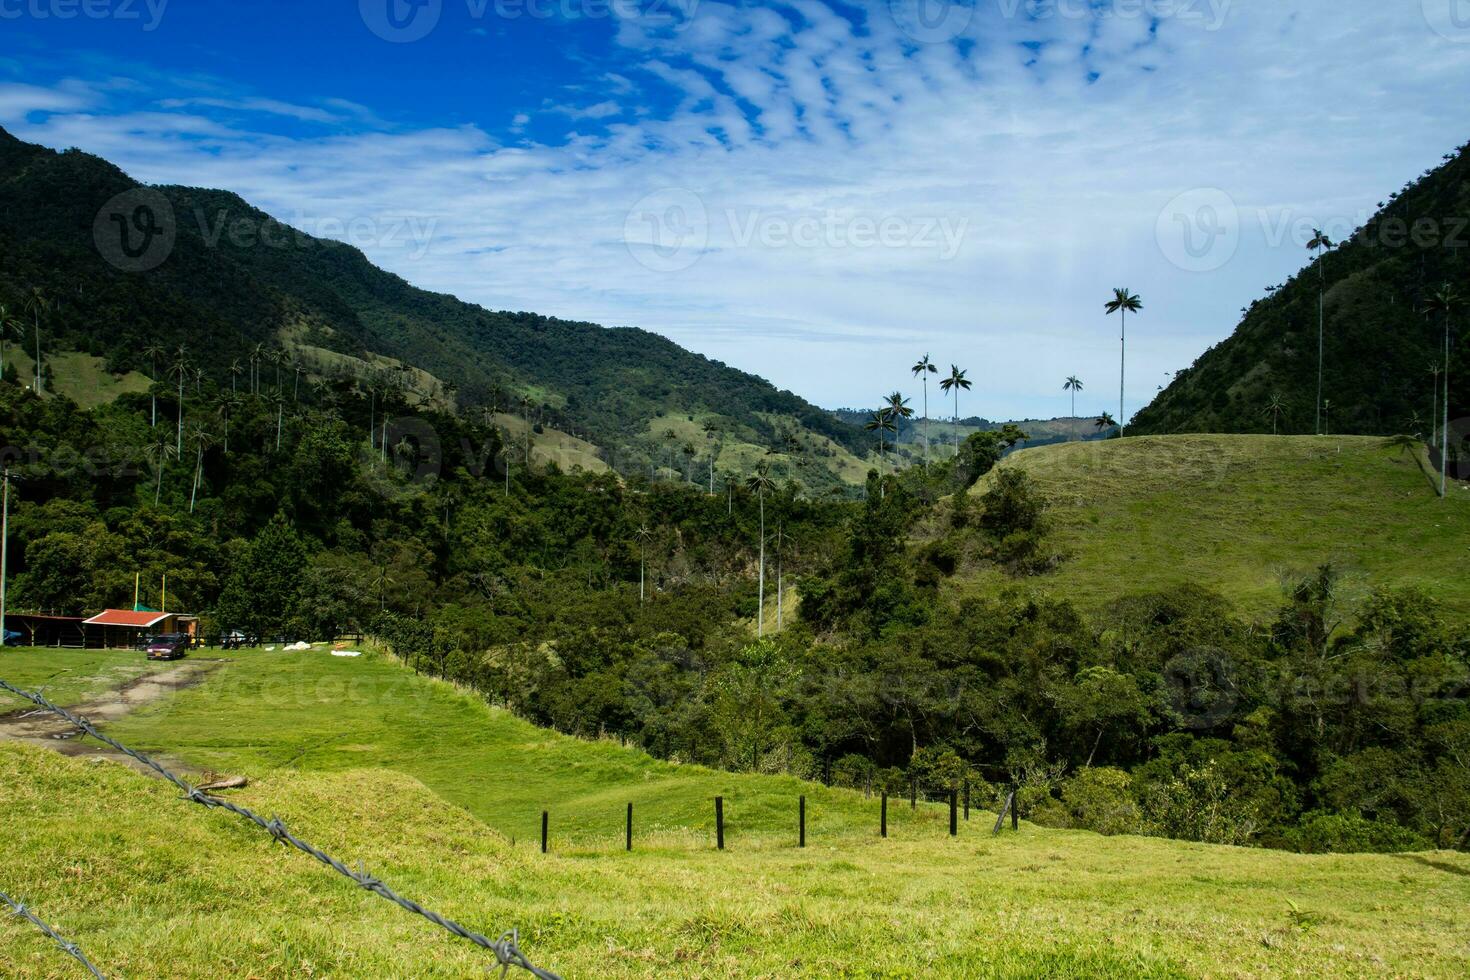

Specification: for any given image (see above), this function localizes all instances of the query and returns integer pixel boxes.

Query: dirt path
[0,659,223,776]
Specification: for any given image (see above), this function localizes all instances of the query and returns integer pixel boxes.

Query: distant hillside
[963,434,1470,619]
[0,126,866,487]
[1132,140,1469,437]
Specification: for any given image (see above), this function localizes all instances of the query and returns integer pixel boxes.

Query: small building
[2,613,88,648]
[82,609,197,649]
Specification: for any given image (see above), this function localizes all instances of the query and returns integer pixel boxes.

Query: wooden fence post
[880,792,888,838]
[910,776,917,809]
[541,810,548,854]
[626,802,633,852]
[949,790,958,836]
[1011,783,1019,831]
[799,795,806,848]
[963,779,970,821]
[715,796,725,850]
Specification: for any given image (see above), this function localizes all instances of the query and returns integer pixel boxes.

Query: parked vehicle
[2,628,23,647]
[144,634,190,661]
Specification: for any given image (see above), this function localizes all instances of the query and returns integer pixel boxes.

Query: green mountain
[1132,140,1469,439]
[0,126,868,487]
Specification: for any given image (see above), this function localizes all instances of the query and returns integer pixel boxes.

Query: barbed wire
[1,889,107,979]
[0,678,560,980]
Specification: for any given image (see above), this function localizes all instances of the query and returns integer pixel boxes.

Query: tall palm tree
[187,423,215,513]
[864,409,897,473]
[1094,411,1118,434]
[270,391,286,452]
[23,287,48,393]
[1306,230,1334,434]
[746,463,776,637]
[249,342,266,395]
[911,354,938,465]
[1104,288,1142,435]
[142,343,166,427]
[1422,283,1461,498]
[939,365,972,452]
[1262,392,1286,435]
[229,359,244,396]
[145,436,178,505]
[884,391,913,462]
[1427,361,1441,444]
[634,525,653,605]
[168,347,189,455]
[1322,399,1333,436]
[1063,376,1083,440]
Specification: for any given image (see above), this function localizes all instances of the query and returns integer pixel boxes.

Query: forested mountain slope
[1132,140,1469,436]
[0,126,866,483]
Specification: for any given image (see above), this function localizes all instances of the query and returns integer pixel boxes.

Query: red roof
[83,609,170,628]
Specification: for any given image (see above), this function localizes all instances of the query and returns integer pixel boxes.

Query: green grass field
[3,646,1469,977]
[965,434,1470,619]
[0,647,171,712]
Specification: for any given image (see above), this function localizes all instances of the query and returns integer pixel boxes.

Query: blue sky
[4,1,1470,420]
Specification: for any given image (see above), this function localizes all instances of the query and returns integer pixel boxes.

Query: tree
[1095,411,1117,434]
[229,358,244,396]
[635,524,652,604]
[141,343,166,427]
[1063,376,1083,440]
[1262,392,1286,435]
[864,409,897,474]
[249,342,266,395]
[168,347,189,455]
[187,424,214,513]
[746,463,776,637]
[0,304,19,384]
[1306,229,1334,435]
[23,287,47,393]
[145,435,178,505]
[939,365,972,449]
[1422,283,1461,498]
[1104,288,1142,436]
[911,354,938,465]
[884,391,914,457]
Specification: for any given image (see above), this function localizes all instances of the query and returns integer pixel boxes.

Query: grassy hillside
[1132,140,1469,437]
[4,646,1469,977]
[965,434,1470,618]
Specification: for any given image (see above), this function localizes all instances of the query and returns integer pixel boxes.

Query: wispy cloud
[8,1,1470,418]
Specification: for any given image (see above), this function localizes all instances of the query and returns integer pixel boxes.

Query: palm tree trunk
[1071,389,1076,441]
[1316,260,1325,435]
[757,492,766,638]
[190,448,202,512]
[922,377,929,467]
[34,316,42,393]
[639,548,645,604]
[155,462,163,504]
[1442,318,1451,499]
[1119,309,1126,437]
[176,378,184,455]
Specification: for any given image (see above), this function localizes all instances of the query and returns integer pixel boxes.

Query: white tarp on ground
[332,651,361,658]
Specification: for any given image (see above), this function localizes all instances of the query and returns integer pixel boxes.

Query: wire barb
[1,889,108,979]
[0,677,560,980]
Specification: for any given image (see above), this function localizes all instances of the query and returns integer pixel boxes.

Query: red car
[145,634,190,661]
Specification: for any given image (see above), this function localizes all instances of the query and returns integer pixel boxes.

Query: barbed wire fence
[1,889,107,979]
[0,678,561,980]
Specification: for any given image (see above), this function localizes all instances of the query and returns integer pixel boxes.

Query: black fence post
[910,776,917,809]
[949,790,958,836]
[626,802,633,852]
[715,796,725,850]
[1011,783,1019,831]
[799,795,806,848]
[880,792,888,838]
[963,779,970,821]
[541,810,548,854]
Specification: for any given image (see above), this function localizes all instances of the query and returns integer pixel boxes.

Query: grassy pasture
[2,646,1469,976]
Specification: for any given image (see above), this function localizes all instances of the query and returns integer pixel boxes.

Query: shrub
[1280,810,1431,854]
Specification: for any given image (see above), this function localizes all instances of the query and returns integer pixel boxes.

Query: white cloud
[8,0,1470,421]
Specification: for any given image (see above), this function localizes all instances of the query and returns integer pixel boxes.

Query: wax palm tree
[23,287,48,393]
[885,391,913,464]
[1063,376,1083,440]
[938,365,972,452]
[168,347,189,455]
[864,408,897,474]
[1262,392,1286,435]
[746,463,776,637]
[1422,283,1462,498]
[140,343,166,426]
[1094,411,1117,434]
[1427,361,1441,444]
[1382,433,1422,458]
[911,354,938,465]
[634,524,653,604]
[145,436,178,505]
[249,342,266,395]
[187,423,215,513]
[228,359,244,396]
[216,397,238,454]
[270,391,286,452]
[1307,230,1334,434]
[1104,288,1142,435]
